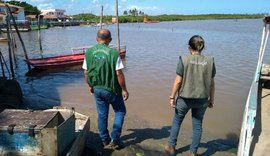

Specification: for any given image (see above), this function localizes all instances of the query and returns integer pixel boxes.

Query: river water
[1,19,269,146]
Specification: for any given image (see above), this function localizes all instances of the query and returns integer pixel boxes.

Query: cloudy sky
[5,0,270,15]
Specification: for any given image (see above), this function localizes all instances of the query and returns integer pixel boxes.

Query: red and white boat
[71,45,126,59]
[25,53,85,70]
[25,45,126,70]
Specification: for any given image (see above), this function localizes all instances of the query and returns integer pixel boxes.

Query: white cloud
[128,5,159,11]
[92,0,99,3]
[28,0,51,3]
[120,5,161,15]
[38,3,55,10]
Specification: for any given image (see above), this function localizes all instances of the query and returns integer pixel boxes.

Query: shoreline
[77,106,237,156]
[19,89,239,155]
[18,68,241,156]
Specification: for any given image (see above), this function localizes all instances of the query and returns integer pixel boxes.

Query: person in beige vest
[165,35,216,156]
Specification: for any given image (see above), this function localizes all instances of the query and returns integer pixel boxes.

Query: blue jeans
[168,97,208,153]
[93,88,126,142]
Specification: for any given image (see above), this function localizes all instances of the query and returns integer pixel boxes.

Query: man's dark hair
[97,29,112,40]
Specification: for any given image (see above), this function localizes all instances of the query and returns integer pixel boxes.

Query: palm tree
[123,10,128,16]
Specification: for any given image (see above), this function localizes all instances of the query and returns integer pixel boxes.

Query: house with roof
[0,3,30,32]
[40,9,66,21]
[0,3,26,23]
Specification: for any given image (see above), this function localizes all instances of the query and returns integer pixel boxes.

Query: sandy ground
[0,102,238,156]
[0,96,237,156]
[250,84,270,156]
[80,109,237,156]
[1,69,238,156]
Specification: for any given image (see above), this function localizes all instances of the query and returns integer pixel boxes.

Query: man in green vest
[83,29,129,150]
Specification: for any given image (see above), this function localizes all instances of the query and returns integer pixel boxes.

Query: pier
[48,21,80,27]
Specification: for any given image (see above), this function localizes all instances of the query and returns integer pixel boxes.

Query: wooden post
[38,15,43,52]
[0,50,6,77]
[11,34,17,67]
[99,5,103,29]
[116,0,120,51]
[5,13,15,79]
[6,4,31,71]
[11,31,17,48]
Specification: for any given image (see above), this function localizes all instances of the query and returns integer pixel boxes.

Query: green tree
[128,9,132,15]
[6,0,40,15]
[125,8,144,16]
[73,13,97,22]
[123,10,128,16]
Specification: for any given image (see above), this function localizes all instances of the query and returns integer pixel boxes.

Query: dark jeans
[168,97,208,153]
[93,88,126,142]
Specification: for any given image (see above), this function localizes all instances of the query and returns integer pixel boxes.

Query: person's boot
[164,144,176,156]
[108,140,125,150]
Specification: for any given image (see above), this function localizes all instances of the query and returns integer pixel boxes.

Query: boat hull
[25,53,85,70]
[25,45,126,70]
[0,37,8,43]
[71,45,127,59]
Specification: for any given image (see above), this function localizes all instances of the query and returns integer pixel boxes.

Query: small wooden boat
[237,16,270,156]
[30,25,49,31]
[0,27,31,32]
[0,37,8,43]
[0,107,90,156]
[26,44,126,70]
[72,44,126,59]
[25,53,85,70]
[143,16,160,23]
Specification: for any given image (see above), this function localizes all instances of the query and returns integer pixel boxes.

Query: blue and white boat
[237,16,270,156]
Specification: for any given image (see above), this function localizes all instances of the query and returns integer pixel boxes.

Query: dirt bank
[79,108,237,156]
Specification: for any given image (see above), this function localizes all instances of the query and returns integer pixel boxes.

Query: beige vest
[179,55,214,98]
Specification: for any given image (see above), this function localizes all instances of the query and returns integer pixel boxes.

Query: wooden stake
[6,4,31,71]
[5,12,15,79]
[99,5,103,29]
[38,15,43,52]
[116,0,120,51]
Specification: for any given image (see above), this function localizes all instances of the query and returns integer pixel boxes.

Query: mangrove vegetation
[74,13,265,23]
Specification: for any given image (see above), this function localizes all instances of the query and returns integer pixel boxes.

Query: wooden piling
[6,4,31,71]
[116,0,120,52]
[99,5,103,29]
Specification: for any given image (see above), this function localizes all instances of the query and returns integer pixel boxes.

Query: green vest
[85,43,122,95]
[179,55,214,98]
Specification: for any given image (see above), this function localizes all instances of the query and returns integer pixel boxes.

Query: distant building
[0,3,26,23]
[26,14,37,22]
[41,9,66,21]
[112,17,117,24]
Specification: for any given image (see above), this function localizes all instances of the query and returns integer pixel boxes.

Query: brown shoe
[164,144,176,156]
[188,151,196,156]
[101,138,111,147]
